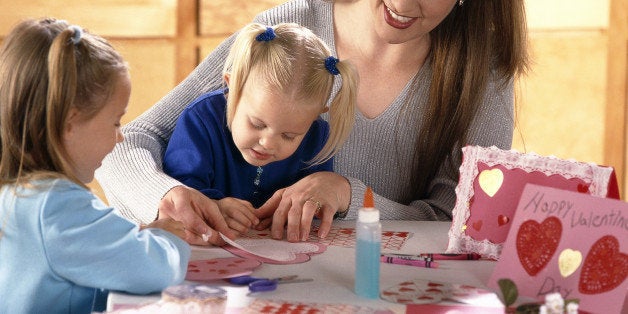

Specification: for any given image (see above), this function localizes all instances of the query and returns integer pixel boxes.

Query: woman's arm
[95,36,234,226]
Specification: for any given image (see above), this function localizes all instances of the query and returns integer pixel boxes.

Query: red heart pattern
[579,235,628,294]
[516,216,562,276]
[498,215,509,226]
[186,257,261,281]
[472,220,483,231]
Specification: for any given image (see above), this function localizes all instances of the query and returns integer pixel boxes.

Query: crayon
[379,255,439,268]
[381,253,482,261]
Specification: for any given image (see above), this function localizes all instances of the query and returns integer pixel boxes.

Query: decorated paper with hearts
[186,257,262,281]
[240,226,412,251]
[488,184,628,314]
[447,146,619,259]
[380,279,503,308]
[243,299,394,314]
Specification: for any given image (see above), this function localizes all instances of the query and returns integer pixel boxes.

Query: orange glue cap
[363,187,374,208]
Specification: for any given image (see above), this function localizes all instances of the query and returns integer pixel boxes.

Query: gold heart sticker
[478,169,504,197]
[558,248,582,278]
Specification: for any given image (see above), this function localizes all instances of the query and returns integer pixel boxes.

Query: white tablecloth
[106,221,501,312]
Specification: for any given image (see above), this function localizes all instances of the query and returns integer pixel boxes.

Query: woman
[96,0,528,244]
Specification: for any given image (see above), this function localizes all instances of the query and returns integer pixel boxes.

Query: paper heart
[579,235,628,294]
[516,216,562,276]
[221,234,326,264]
[558,249,582,278]
[186,257,261,281]
[478,168,504,197]
[472,220,483,231]
[498,215,510,226]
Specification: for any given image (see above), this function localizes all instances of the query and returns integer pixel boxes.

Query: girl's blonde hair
[223,22,357,165]
[0,18,128,188]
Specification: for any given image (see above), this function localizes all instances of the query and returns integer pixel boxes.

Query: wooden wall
[514,0,628,197]
[1,0,626,201]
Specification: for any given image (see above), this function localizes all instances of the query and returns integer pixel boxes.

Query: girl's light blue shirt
[0,178,190,313]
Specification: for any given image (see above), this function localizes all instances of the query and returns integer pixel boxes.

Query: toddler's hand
[217,197,259,235]
[142,218,186,240]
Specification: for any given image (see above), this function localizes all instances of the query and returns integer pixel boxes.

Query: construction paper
[488,184,627,314]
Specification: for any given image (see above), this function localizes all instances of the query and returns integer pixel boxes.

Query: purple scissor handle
[229,275,312,293]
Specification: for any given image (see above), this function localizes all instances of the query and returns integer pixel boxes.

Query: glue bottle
[354,187,381,299]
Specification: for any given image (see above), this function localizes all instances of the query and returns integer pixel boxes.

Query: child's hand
[216,197,259,235]
[142,218,186,240]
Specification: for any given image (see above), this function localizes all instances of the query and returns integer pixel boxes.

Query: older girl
[0,19,192,313]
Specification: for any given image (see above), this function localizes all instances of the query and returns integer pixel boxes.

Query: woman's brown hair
[409,0,529,201]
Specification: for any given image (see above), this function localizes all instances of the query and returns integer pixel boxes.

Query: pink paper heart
[222,235,327,264]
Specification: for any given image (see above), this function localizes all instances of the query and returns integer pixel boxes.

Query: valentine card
[447,146,619,259]
[488,184,628,314]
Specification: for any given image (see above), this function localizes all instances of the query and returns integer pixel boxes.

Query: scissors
[228,275,313,293]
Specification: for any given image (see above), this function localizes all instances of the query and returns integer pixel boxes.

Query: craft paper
[220,233,326,264]
[380,279,503,308]
[243,299,394,314]
[488,184,628,314]
[448,146,618,259]
[240,226,412,251]
[185,257,261,281]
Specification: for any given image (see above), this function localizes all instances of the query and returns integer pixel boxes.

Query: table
[106,221,502,312]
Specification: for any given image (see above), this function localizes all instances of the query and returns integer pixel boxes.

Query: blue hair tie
[324,56,340,75]
[255,27,276,42]
[69,25,82,45]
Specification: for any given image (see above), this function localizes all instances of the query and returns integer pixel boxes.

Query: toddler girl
[163,22,357,237]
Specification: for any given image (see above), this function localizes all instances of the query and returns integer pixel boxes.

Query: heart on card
[478,168,504,197]
[558,249,582,278]
[577,184,590,193]
[579,235,628,294]
[516,216,562,276]
[472,220,483,231]
[498,215,510,226]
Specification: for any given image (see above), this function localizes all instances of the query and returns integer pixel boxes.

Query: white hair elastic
[68,25,82,45]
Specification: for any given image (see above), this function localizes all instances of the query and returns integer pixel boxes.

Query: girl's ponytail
[45,27,80,179]
[311,59,358,165]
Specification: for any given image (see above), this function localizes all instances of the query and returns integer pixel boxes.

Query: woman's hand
[158,186,236,246]
[217,197,259,235]
[256,172,351,242]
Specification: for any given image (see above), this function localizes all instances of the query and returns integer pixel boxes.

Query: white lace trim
[447,145,615,260]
